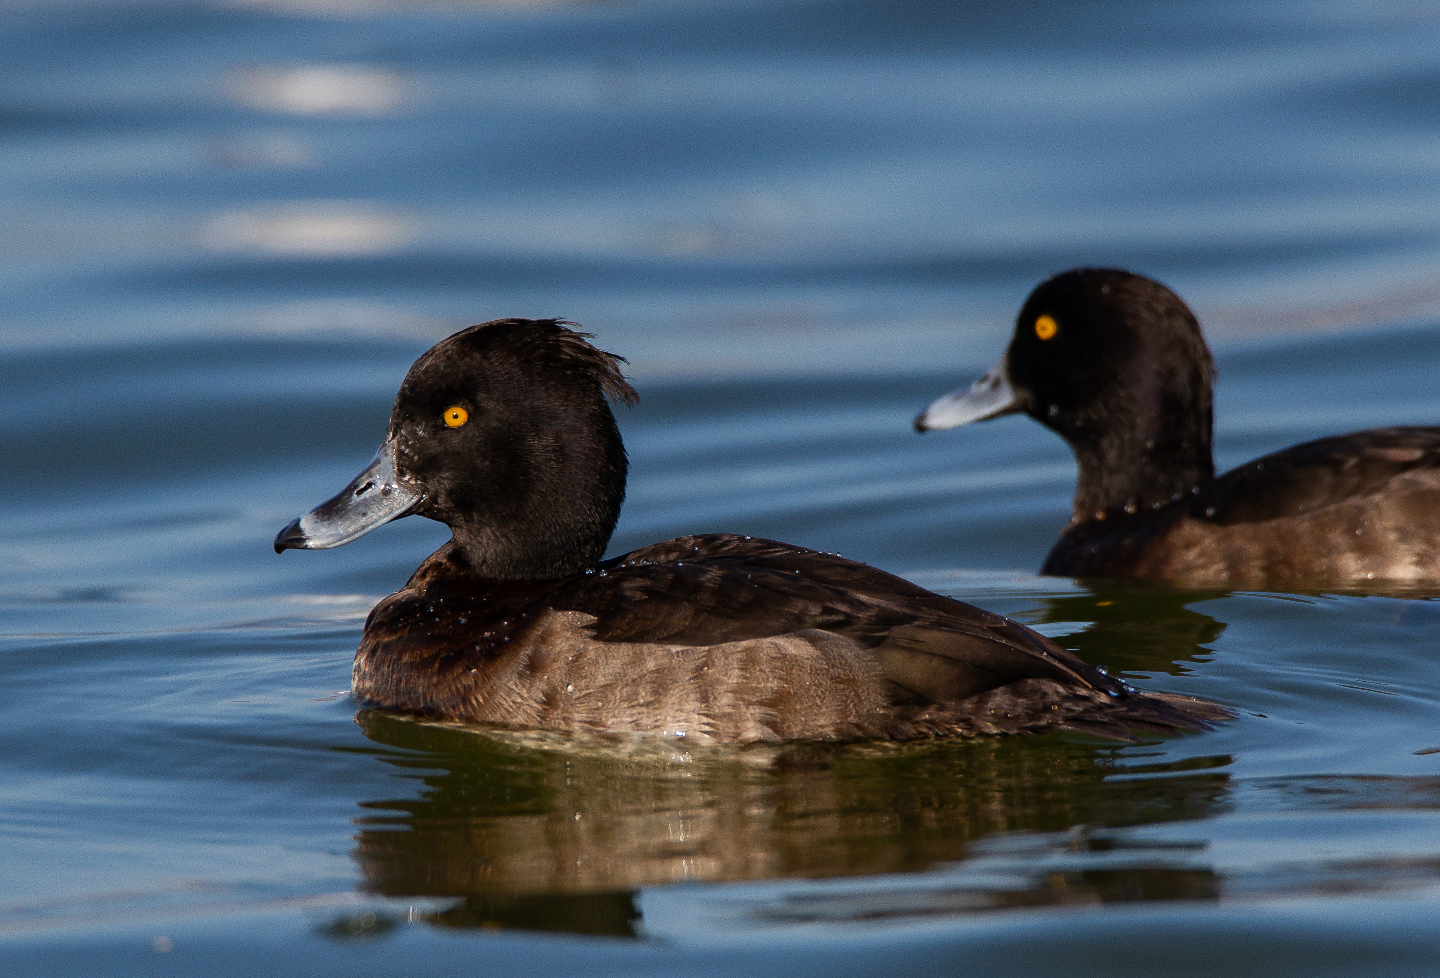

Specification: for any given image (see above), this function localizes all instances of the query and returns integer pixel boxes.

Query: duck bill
[274,438,423,553]
[914,359,1023,432]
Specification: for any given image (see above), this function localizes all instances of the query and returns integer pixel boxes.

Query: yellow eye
[1034,315,1058,341]
[443,406,469,428]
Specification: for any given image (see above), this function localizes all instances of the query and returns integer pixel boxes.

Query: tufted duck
[916,268,1440,587]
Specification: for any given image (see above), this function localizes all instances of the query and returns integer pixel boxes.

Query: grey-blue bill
[914,360,1023,432]
[274,438,422,552]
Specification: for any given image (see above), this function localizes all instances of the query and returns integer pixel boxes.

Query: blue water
[6,1,1440,974]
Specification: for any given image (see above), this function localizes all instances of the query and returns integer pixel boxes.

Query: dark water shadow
[1027,579,1440,681]
[1023,583,1231,678]
[337,710,1234,937]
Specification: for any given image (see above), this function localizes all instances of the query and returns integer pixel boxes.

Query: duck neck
[444,417,628,582]
[1061,403,1214,525]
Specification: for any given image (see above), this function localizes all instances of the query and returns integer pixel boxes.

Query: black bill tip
[274,517,306,554]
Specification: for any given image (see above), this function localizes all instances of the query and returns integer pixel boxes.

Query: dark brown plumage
[916,268,1440,587]
[278,318,1229,743]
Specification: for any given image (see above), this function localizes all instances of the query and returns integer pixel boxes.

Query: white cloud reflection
[230,64,410,116]
[202,203,416,256]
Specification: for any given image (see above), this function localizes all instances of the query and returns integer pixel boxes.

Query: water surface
[5,1,1440,974]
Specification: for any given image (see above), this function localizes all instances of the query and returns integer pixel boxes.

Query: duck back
[1045,428,1440,586]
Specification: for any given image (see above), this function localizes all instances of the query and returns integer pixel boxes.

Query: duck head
[275,319,638,580]
[916,268,1217,519]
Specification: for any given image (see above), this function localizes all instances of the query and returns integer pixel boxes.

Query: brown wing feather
[586,535,1110,698]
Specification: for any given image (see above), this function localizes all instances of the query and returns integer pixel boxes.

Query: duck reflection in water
[1024,585,1228,680]
[340,710,1232,938]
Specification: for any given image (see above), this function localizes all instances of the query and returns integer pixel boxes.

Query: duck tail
[918,679,1234,741]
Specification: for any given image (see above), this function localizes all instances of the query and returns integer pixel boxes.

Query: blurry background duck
[276,319,1228,743]
[916,268,1440,588]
